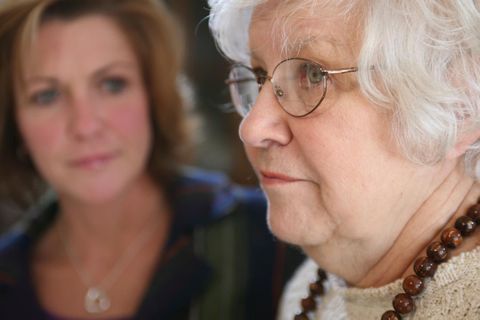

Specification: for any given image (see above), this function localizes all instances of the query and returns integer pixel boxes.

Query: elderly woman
[0,0,302,319]
[209,0,480,319]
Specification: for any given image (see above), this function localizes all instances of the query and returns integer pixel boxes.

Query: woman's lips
[260,170,303,185]
[70,152,117,170]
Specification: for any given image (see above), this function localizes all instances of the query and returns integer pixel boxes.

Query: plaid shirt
[0,168,304,320]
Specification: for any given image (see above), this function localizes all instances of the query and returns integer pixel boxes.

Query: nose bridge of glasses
[254,73,283,99]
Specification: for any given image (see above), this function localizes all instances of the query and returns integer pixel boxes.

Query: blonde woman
[0,0,301,319]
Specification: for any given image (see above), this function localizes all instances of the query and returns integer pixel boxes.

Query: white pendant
[85,287,111,314]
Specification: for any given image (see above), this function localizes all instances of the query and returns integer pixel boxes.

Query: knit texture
[277,246,480,319]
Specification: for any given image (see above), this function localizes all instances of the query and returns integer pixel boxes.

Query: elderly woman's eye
[29,89,60,106]
[101,77,127,94]
[303,63,325,85]
[253,68,268,89]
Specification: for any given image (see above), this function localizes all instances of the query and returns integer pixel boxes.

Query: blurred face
[242,2,446,257]
[15,15,152,204]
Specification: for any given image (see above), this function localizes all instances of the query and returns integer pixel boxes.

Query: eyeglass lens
[227,59,327,117]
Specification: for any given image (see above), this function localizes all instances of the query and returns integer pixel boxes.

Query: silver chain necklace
[57,216,161,314]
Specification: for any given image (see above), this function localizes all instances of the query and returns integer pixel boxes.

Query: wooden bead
[381,310,402,320]
[454,216,477,236]
[467,204,480,224]
[317,269,327,281]
[301,296,316,312]
[294,312,309,320]
[402,275,425,296]
[393,293,415,314]
[414,256,438,278]
[309,280,324,296]
[426,241,448,262]
[441,227,463,248]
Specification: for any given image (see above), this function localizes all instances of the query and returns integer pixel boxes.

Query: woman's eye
[101,77,127,94]
[29,89,60,106]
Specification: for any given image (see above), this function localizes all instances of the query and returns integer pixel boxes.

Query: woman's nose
[68,96,102,140]
[239,82,293,149]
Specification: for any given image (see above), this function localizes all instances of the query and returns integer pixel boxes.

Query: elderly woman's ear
[447,128,480,159]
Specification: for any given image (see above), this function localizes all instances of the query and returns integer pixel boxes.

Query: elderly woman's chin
[265,193,334,247]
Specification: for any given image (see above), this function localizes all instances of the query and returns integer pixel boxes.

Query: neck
[54,175,170,265]
[356,173,478,288]
[33,175,172,317]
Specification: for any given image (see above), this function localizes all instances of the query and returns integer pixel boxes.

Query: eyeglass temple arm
[324,67,358,75]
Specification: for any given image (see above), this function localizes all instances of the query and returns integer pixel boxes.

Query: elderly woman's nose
[239,83,292,148]
[68,97,102,139]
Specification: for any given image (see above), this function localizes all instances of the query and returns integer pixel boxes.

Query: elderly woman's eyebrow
[249,37,353,71]
[249,51,266,67]
[286,36,353,67]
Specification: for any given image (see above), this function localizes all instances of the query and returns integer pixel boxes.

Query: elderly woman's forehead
[253,0,348,16]
[250,0,359,59]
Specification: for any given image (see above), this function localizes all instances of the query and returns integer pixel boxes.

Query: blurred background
[0,0,256,233]
[167,0,256,185]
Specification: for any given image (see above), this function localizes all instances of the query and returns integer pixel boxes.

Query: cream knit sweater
[277,247,480,319]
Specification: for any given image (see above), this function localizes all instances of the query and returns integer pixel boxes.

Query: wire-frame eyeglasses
[225,57,358,118]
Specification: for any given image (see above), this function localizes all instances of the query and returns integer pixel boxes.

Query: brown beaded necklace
[293,201,480,320]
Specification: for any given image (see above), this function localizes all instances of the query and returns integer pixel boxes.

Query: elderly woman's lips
[260,171,303,184]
